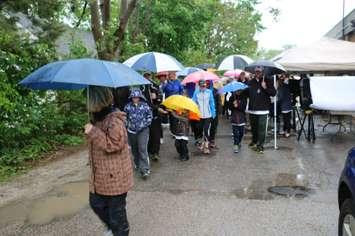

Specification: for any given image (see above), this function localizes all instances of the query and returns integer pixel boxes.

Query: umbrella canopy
[162,95,201,117]
[195,63,216,70]
[123,52,184,73]
[218,55,253,71]
[245,60,286,75]
[181,71,220,85]
[19,58,151,90]
[218,81,248,94]
[176,67,202,77]
[223,69,245,78]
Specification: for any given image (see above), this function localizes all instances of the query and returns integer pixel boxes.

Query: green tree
[205,0,263,63]
[131,0,219,61]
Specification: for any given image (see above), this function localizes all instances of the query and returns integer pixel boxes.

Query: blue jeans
[89,192,129,236]
[232,125,245,145]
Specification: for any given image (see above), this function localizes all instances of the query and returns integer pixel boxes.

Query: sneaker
[103,230,113,236]
[248,142,257,148]
[279,130,285,135]
[233,145,239,153]
[203,148,210,154]
[141,171,150,180]
[285,132,290,138]
[256,146,264,154]
[152,154,160,161]
[160,138,164,144]
[209,142,218,149]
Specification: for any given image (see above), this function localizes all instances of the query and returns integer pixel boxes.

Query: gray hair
[88,86,113,112]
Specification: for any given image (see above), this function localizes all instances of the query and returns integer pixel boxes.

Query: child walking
[228,91,247,153]
[124,89,153,179]
[171,110,190,161]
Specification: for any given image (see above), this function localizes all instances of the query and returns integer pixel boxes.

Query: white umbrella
[218,54,254,71]
[123,52,184,73]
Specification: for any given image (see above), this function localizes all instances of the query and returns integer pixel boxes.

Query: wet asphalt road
[0,116,354,235]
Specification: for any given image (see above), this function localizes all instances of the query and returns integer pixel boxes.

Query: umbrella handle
[87,87,90,122]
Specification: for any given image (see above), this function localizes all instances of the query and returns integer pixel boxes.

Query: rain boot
[203,141,210,154]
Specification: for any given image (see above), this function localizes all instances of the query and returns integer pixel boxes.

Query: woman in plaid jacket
[85,86,133,236]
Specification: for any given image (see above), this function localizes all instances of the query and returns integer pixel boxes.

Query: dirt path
[0,148,89,207]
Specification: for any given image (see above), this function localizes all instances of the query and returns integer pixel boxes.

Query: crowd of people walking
[84,66,294,236]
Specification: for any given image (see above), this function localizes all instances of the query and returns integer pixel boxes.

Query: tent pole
[274,75,278,150]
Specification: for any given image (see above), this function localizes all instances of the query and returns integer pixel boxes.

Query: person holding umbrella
[84,86,133,236]
[246,66,276,154]
[192,79,216,154]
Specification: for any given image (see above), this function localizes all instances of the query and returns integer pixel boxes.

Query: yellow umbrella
[162,95,201,117]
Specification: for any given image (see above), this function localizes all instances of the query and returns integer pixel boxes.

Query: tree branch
[112,0,138,56]
[75,1,88,28]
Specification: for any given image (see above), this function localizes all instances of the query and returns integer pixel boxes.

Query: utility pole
[342,0,345,40]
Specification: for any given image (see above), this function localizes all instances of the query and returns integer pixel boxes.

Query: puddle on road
[268,173,314,198]
[233,173,313,200]
[0,181,88,226]
[233,179,275,200]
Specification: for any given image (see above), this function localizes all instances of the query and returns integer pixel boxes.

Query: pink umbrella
[181,71,220,85]
[223,69,245,78]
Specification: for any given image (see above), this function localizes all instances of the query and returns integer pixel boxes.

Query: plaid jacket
[86,111,133,196]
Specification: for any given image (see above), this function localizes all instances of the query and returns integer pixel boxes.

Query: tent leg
[274,75,278,150]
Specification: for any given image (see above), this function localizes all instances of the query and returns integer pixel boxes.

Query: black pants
[148,118,162,155]
[210,116,218,142]
[169,114,178,133]
[89,192,129,236]
[232,125,245,145]
[282,112,292,133]
[200,118,212,142]
[191,120,202,141]
[249,114,268,148]
[175,139,189,159]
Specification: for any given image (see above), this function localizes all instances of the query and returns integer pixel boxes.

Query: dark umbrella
[195,63,216,70]
[245,60,286,75]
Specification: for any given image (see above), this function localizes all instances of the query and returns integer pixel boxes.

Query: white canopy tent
[273,37,355,72]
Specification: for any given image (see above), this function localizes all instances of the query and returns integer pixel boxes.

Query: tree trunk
[89,0,138,60]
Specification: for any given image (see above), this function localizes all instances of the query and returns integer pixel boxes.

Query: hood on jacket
[129,89,147,101]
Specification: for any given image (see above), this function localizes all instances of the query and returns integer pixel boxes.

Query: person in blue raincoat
[192,79,216,154]
[124,89,153,179]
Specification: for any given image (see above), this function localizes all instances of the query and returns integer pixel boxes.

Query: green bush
[0,18,88,182]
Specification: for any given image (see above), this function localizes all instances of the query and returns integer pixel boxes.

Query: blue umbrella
[19,58,151,90]
[123,52,184,73]
[218,81,248,94]
[176,67,202,77]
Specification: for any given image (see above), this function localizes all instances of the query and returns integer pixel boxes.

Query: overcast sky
[255,0,355,50]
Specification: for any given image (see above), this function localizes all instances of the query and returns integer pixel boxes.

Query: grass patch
[0,134,84,183]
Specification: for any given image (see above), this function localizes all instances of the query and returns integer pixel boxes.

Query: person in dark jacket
[142,72,168,161]
[209,81,221,149]
[228,91,247,153]
[171,109,190,161]
[124,89,153,179]
[277,73,292,137]
[163,72,184,134]
[246,66,276,154]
